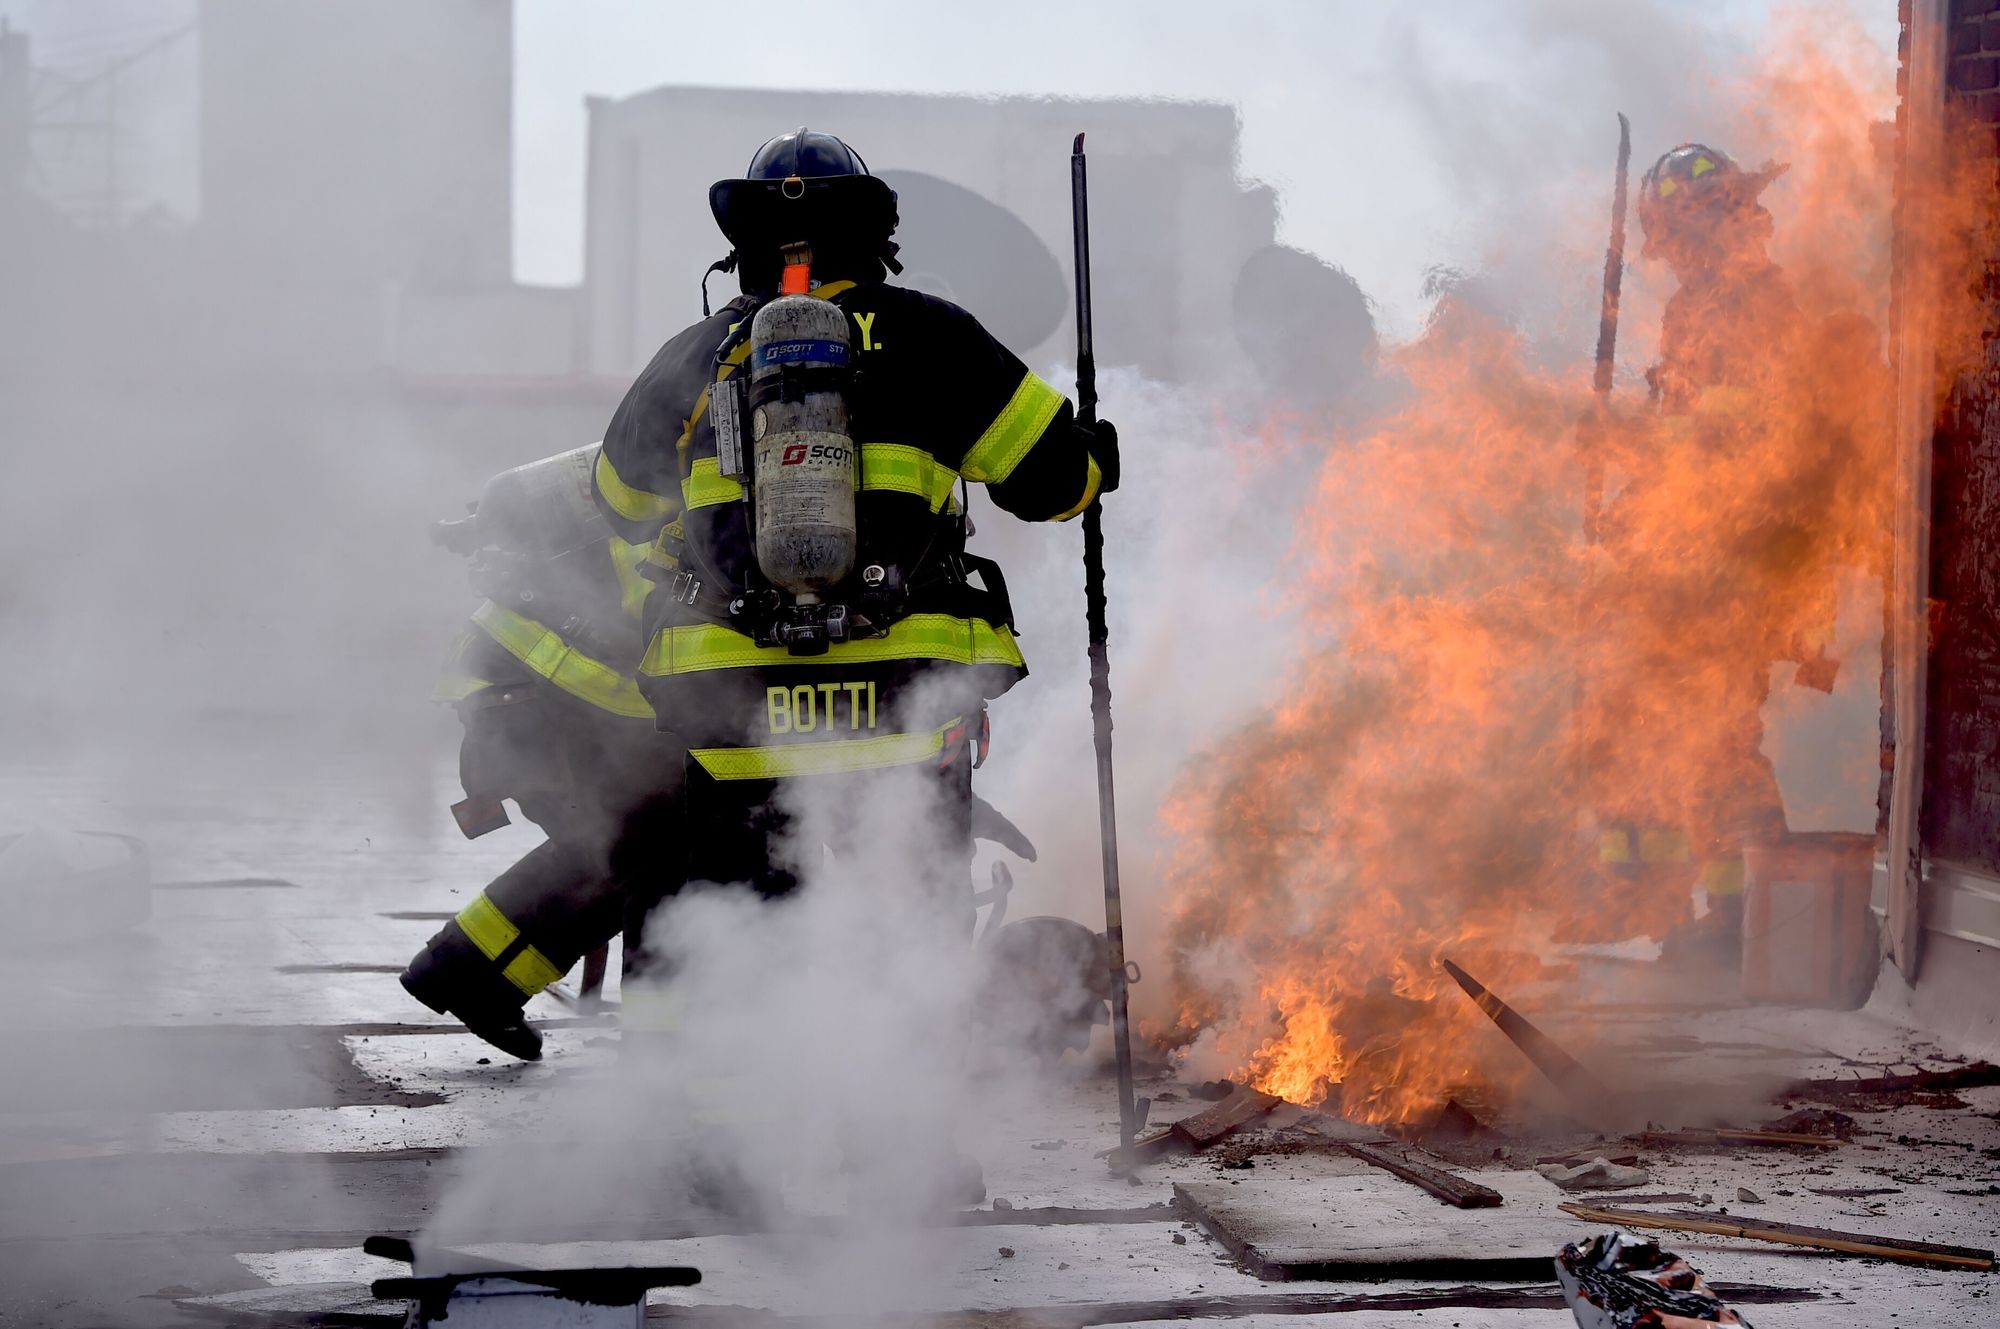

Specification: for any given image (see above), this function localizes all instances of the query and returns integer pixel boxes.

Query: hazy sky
[5,0,1897,336]
[511,0,1897,334]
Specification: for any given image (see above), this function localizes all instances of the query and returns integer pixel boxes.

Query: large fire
[1155,17,1993,1126]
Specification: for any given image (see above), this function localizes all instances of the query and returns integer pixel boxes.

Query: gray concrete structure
[579,86,1283,384]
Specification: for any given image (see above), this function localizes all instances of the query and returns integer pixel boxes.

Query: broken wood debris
[1790,1062,2000,1097]
[1172,1086,1283,1147]
[1115,1086,1282,1163]
[1342,1141,1503,1209]
[1557,1203,1996,1271]
[1638,1128,1839,1150]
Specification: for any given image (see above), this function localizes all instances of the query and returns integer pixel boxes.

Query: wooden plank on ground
[1173,1178,1570,1282]
[1169,1086,1282,1147]
[1558,1203,1995,1271]
[1342,1142,1502,1209]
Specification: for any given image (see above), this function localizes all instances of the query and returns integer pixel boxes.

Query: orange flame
[1154,15,1995,1127]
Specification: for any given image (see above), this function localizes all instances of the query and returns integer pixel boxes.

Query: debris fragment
[1343,1141,1503,1208]
[1556,1230,1752,1327]
[1405,1096,1490,1142]
[1539,1150,1642,1168]
[1535,1157,1651,1192]
[992,1197,1013,1211]
[997,1247,1015,1259]
[1735,1186,1762,1204]
[1557,1203,1996,1270]
[1171,1232,1187,1245]
[1762,1107,1855,1139]
[1806,1186,1899,1198]
[1191,1079,1237,1101]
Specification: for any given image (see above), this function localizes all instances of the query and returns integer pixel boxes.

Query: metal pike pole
[1583,112,1632,544]
[1070,132,1142,1161]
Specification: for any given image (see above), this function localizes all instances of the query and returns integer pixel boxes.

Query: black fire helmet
[705,128,902,306]
[1637,143,1788,259]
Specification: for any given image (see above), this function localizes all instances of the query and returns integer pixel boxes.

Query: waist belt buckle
[667,570,703,605]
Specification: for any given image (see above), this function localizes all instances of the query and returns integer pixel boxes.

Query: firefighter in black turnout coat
[592,129,1117,946]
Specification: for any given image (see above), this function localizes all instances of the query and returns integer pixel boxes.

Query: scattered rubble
[1535,1156,1651,1192]
[1763,1107,1857,1139]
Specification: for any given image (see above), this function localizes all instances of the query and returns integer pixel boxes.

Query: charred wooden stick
[1557,1203,1994,1271]
[1439,958,1614,1116]
[1344,1142,1503,1209]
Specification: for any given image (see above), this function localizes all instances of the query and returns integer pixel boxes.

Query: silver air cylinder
[748,294,857,601]
[472,444,612,557]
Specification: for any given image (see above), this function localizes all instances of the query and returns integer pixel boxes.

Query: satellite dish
[877,170,1066,352]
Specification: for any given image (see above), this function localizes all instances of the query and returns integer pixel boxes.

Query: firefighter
[1603,143,1831,954]
[590,128,1116,954]
[400,445,684,1060]
[1639,144,1795,414]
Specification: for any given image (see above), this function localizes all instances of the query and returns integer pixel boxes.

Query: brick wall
[1916,0,2000,872]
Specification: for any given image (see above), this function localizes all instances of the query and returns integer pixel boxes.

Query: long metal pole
[1070,132,1138,1158]
[1584,112,1631,544]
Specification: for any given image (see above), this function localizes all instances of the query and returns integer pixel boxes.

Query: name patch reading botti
[767,681,878,734]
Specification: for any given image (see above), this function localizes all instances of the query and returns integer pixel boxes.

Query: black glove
[1083,417,1119,494]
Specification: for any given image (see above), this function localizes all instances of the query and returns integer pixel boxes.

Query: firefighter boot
[400,927,545,1062]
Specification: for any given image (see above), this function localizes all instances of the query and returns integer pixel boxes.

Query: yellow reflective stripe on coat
[960,371,1066,484]
[595,447,676,524]
[610,537,652,621]
[690,717,962,780]
[471,601,655,719]
[859,443,958,510]
[1051,454,1102,522]
[683,456,747,510]
[503,946,565,995]
[642,613,1023,678]
[457,894,519,960]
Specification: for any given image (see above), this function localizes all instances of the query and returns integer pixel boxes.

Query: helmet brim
[709,173,898,250]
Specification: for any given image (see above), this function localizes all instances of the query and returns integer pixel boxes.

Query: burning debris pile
[1154,22,1994,1127]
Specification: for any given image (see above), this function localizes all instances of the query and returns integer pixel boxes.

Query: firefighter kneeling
[401,445,684,1060]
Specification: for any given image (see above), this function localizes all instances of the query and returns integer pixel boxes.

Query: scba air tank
[748,284,857,602]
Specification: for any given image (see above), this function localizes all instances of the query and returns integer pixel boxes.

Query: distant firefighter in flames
[1591,142,1847,956]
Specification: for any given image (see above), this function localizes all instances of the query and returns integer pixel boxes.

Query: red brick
[1986,14,2000,48]
[1959,0,2000,18]
[1980,91,2000,121]
[1954,20,1983,55]
[1954,54,2000,90]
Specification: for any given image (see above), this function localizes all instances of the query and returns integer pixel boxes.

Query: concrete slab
[1174,1175,1598,1281]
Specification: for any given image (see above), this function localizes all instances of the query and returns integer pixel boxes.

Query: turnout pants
[404,682,683,1020]
[622,744,977,983]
